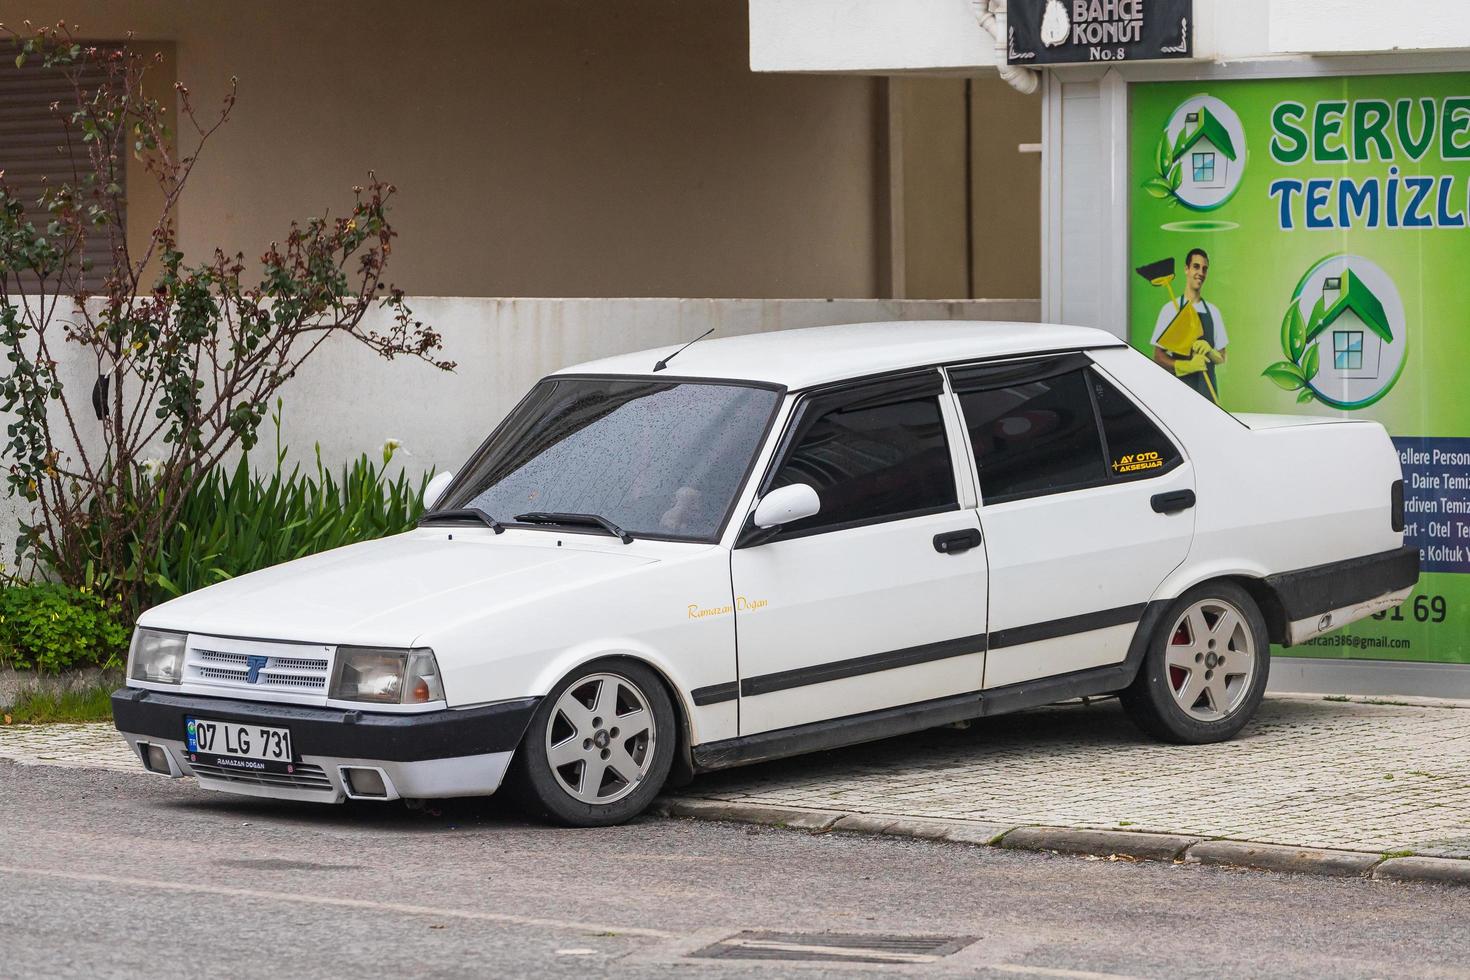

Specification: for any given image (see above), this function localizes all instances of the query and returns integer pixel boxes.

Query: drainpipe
[973,0,1040,95]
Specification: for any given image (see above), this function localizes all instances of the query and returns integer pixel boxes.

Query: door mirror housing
[423,471,455,511]
[752,483,820,530]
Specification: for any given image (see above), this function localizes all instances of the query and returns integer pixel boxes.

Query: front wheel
[1121,581,1269,744]
[508,660,676,826]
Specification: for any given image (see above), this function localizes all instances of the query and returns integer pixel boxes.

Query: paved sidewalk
[682,695,1470,860]
[2,695,1468,863]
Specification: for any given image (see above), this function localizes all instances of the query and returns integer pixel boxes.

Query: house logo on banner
[1268,254,1407,410]
[1146,96,1248,211]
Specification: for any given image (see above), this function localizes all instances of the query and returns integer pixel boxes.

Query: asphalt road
[2,760,1466,979]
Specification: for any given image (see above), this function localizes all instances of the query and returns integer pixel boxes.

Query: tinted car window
[440,378,779,541]
[1089,369,1181,482]
[770,393,957,535]
[959,369,1106,503]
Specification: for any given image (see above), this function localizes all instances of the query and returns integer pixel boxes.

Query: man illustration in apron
[1151,248,1228,401]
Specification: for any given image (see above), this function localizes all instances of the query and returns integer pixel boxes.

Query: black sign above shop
[1006,0,1193,65]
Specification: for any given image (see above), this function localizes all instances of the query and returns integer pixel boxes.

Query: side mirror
[752,483,820,530]
[423,471,455,511]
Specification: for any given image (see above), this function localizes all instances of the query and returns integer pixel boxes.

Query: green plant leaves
[1297,389,1315,404]
[1156,132,1172,176]
[1263,360,1308,391]
[0,583,128,672]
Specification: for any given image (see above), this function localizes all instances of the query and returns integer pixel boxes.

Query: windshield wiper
[514,511,634,544]
[419,507,505,534]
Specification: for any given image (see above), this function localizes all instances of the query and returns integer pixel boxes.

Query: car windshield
[437,377,781,542]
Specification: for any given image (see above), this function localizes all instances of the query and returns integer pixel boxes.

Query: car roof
[554,320,1126,390]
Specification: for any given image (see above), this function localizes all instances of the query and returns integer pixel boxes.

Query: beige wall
[15,1,885,298]
[889,77,970,300]
[969,76,1041,300]
[887,75,1041,302]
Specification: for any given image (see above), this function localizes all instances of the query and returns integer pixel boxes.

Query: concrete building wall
[13,0,887,299]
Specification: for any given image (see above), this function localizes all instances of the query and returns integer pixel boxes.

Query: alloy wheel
[544,672,657,805]
[1164,597,1256,722]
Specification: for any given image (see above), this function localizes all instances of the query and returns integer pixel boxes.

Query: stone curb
[658,796,1470,887]
[661,797,841,832]
[1372,856,1470,885]
[999,826,1202,862]
[1182,840,1381,878]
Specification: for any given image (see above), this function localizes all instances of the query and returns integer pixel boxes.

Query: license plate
[185,717,293,772]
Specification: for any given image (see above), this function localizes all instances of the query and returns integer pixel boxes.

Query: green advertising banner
[1129,73,1470,665]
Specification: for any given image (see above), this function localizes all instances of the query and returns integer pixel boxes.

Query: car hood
[138,529,662,647]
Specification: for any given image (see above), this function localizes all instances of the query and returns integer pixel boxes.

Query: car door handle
[1151,489,1196,514]
[933,528,983,554]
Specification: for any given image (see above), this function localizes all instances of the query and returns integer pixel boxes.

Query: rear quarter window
[1088,369,1182,482]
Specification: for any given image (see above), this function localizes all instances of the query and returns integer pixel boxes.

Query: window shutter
[0,54,124,291]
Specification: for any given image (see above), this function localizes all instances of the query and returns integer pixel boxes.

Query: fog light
[343,767,387,798]
[141,743,171,774]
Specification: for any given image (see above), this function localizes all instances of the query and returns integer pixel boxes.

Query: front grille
[189,760,336,793]
[183,638,335,699]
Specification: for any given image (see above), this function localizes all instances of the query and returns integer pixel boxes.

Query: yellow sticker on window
[1113,450,1164,475]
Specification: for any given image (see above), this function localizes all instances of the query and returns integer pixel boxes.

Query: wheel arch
[1151,564,1289,645]
[527,648,697,789]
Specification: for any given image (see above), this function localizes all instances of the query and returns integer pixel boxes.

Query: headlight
[128,628,186,685]
[330,647,444,705]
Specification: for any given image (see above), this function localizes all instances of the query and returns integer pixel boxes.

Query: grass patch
[2,685,114,724]
[1382,849,1416,860]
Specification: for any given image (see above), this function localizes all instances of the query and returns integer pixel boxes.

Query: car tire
[508,659,676,827]
[1121,581,1270,744]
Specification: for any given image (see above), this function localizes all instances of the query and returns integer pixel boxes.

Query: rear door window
[950,354,1182,504]
[952,358,1106,504]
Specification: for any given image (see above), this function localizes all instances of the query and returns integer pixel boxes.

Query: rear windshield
[438,377,781,542]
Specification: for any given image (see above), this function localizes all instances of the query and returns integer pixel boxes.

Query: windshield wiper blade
[514,511,634,544]
[419,507,505,534]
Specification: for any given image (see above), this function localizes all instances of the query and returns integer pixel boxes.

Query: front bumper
[112,689,540,803]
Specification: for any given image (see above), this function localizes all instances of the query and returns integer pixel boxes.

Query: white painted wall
[275,297,1036,478]
[749,0,1000,74]
[0,297,1039,566]
[1269,0,1470,55]
[750,0,1470,74]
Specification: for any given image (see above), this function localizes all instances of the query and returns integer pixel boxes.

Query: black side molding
[691,682,739,706]
[740,633,988,698]
[988,602,1146,651]
[692,602,1166,773]
[1264,545,1420,624]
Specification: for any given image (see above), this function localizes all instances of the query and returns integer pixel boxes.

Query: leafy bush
[0,27,452,616]
[48,421,431,613]
[146,443,431,606]
[0,584,129,672]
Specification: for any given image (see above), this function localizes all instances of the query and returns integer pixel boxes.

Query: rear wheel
[509,660,675,826]
[1121,581,1269,744]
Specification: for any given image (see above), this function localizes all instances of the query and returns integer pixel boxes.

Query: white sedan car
[114,321,1419,825]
